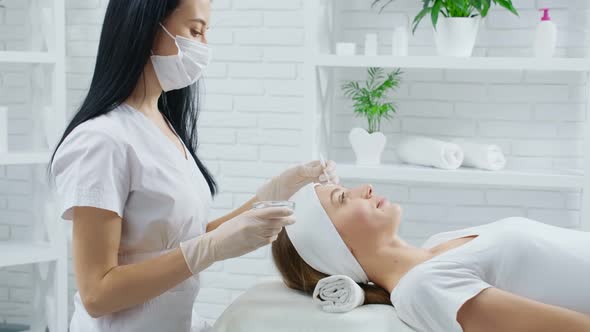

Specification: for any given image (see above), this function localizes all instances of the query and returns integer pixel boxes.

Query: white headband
[286,183,369,283]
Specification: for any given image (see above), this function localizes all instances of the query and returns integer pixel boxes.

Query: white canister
[336,42,356,56]
[0,107,7,153]
[364,33,378,56]
[392,25,409,56]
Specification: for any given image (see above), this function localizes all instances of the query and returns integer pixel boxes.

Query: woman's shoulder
[53,106,135,169]
[396,260,467,289]
[391,260,460,306]
[68,106,132,142]
[58,106,142,157]
[391,259,492,332]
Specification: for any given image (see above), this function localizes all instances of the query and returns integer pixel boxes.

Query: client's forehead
[314,183,343,195]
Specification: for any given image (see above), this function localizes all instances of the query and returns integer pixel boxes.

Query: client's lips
[377,197,386,208]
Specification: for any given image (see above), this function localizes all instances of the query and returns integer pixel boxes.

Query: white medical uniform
[390,217,590,332]
[52,103,213,332]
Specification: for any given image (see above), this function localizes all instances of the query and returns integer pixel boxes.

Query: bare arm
[206,195,259,232]
[458,287,590,332]
[73,207,192,318]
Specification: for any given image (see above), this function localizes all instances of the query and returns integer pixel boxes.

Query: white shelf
[0,51,57,64]
[0,151,51,165]
[0,242,59,268]
[338,163,582,189]
[1,1,70,330]
[313,55,590,72]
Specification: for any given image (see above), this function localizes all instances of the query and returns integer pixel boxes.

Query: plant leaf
[342,67,403,131]
[493,0,519,16]
[412,6,431,33]
[371,0,397,13]
[479,0,491,17]
[370,0,382,8]
[431,0,442,29]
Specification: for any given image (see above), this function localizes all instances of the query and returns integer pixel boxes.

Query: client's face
[314,184,402,252]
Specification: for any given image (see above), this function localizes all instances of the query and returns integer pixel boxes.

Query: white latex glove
[179,206,295,274]
[256,160,340,202]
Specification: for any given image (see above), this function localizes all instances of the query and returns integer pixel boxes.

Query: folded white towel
[312,275,365,313]
[453,139,507,171]
[397,136,464,170]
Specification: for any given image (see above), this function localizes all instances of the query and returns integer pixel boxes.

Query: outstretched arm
[458,287,590,332]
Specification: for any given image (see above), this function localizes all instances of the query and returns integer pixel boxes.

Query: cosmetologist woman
[49,0,338,331]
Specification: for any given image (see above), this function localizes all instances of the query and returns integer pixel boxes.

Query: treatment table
[213,280,415,332]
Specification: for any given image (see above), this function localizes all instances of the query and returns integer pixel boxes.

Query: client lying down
[271,183,590,332]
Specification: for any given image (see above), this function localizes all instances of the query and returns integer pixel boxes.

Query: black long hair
[49,0,217,196]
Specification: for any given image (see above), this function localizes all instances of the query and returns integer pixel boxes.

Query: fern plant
[342,68,403,134]
[372,0,518,33]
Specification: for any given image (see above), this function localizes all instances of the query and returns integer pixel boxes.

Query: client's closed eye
[328,187,348,207]
[340,192,347,204]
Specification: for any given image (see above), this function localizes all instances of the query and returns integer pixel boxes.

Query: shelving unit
[337,164,582,190]
[0,151,52,166]
[0,51,57,64]
[303,0,590,231]
[0,0,68,331]
[0,243,59,268]
[312,55,590,72]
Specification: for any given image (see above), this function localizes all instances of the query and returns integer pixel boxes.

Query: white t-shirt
[390,217,590,332]
[52,103,213,331]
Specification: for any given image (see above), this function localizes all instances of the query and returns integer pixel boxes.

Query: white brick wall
[0,0,38,325]
[1,0,589,328]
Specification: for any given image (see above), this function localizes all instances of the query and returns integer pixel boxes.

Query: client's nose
[362,184,372,198]
[350,184,373,199]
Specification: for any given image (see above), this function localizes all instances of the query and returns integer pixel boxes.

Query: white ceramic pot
[433,16,480,57]
[349,127,387,166]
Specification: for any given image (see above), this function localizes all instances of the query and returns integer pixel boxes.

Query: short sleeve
[51,129,130,220]
[390,261,491,332]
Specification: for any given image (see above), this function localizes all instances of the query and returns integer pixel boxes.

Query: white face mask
[151,23,212,92]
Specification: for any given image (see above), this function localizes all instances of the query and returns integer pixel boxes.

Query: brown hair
[271,228,392,306]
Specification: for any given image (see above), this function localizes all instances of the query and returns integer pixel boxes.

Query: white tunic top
[51,103,213,332]
[390,217,590,332]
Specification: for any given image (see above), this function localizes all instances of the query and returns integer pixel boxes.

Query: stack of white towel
[396,136,507,171]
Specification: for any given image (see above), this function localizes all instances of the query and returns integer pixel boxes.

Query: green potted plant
[342,67,403,165]
[372,0,519,57]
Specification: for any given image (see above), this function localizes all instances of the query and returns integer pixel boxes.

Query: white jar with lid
[364,33,378,56]
[392,25,408,56]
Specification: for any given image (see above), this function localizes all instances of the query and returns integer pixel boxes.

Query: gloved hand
[179,206,295,274]
[256,160,339,202]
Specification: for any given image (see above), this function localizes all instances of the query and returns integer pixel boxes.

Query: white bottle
[392,25,408,56]
[365,33,378,56]
[534,8,557,58]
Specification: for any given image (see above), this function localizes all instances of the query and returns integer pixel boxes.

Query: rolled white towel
[453,139,507,171]
[312,275,365,313]
[397,136,464,170]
